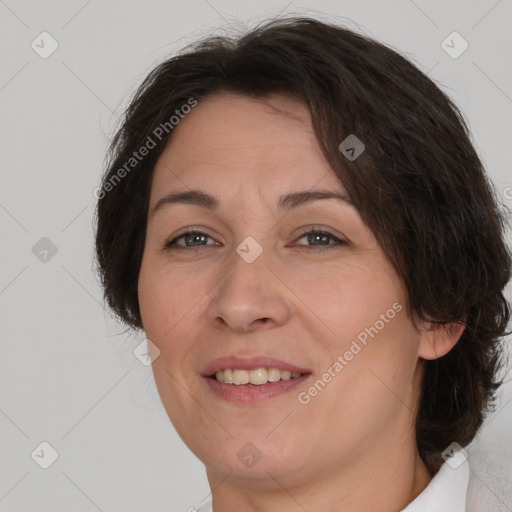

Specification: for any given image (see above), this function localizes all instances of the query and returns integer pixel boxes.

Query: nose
[205,242,292,333]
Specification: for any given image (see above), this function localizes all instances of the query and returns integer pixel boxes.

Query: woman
[94,16,511,511]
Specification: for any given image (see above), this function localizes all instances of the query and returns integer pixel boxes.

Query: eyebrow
[150,189,354,218]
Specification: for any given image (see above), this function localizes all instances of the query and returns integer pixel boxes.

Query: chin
[198,434,309,481]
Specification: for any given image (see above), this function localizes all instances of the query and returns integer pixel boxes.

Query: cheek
[137,261,209,381]
[138,259,195,335]
[297,265,402,342]
[137,270,166,335]
[308,315,420,443]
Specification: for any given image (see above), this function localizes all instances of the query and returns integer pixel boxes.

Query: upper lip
[201,356,312,377]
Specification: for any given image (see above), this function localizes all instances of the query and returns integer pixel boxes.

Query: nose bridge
[206,233,291,331]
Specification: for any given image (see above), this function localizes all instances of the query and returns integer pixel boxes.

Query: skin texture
[137,92,465,511]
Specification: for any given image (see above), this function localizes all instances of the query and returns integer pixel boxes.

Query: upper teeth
[215,368,303,385]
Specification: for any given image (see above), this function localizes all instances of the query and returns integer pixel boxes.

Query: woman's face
[137,92,429,485]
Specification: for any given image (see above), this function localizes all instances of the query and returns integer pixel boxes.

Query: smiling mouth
[211,368,306,385]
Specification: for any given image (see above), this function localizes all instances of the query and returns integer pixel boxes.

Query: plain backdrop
[1,1,511,511]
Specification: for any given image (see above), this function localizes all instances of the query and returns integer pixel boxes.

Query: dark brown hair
[94,16,511,473]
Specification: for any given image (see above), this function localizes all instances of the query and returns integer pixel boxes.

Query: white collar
[196,460,470,512]
[401,459,470,511]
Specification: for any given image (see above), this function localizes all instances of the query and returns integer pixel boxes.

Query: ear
[418,320,466,360]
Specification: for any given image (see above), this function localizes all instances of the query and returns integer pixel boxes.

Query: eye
[163,227,347,252]
[294,227,347,252]
[164,229,217,249]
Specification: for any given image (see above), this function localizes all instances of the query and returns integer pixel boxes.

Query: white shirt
[401,459,470,511]
[194,460,470,512]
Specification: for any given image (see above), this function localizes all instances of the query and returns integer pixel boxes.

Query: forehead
[150,92,346,199]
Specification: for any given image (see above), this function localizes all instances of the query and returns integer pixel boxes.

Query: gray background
[1,0,511,510]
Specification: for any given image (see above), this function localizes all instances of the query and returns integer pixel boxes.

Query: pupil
[310,233,328,245]
[188,234,204,245]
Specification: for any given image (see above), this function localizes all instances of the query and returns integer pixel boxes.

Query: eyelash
[163,227,346,252]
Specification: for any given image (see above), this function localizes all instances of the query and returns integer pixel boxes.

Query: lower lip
[203,375,311,404]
